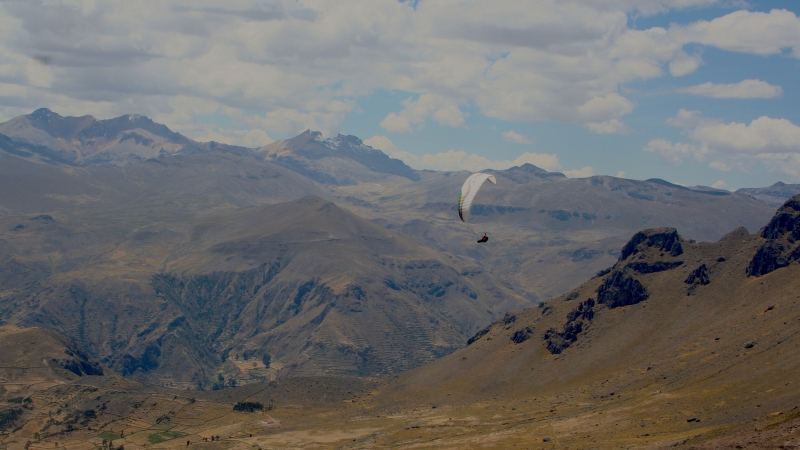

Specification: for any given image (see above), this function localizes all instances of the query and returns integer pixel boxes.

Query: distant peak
[30,108,62,120]
[299,129,323,141]
[334,134,363,146]
[514,163,545,172]
[122,113,150,123]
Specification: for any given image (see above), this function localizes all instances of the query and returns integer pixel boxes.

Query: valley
[1,109,799,448]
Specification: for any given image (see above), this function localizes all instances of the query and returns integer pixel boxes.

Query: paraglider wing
[458,173,497,222]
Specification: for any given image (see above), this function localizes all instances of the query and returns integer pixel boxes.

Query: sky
[0,1,799,189]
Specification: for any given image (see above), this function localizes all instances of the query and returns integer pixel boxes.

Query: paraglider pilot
[477,233,488,243]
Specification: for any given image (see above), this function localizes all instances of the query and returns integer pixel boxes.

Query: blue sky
[0,1,799,189]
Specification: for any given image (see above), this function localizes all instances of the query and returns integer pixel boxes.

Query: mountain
[0,326,108,384]
[361,196,800,447]
[0,108,209,166]
[255,130,420,184]
[332,163,776,300]
[0,107,791,390]
[0,196,528,387]
[3,199,798,449]
[0,109,421,184]
[737,181,800,207]
[0,148,324,214]
[0,323,383,449]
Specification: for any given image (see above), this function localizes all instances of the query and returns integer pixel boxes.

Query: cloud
[690,116,800,154]
[671,9,800,58]
[194,127,273,148]
[363,135,397,153]
[665,108,704,128]
[569,0,724,17]
[711,180,728,190]
[668,53,703,76]
[756,153,800,179]
[587,119,630,134]
[380,94,466,133]
[677,79,783,98]
[645,109,800,177]
[616,170,626,178]
[709,161,732,171]
[563,166,595,178]
[643,138,709,165]
[0,1,797,145]
[578,95,634,133]
[502,130,534,144]
[382,147,561,172]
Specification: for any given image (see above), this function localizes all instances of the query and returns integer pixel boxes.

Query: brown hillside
[358,197,800,447]
[2,199,800,449]
[0,196,528,387]
[334,164,776,303]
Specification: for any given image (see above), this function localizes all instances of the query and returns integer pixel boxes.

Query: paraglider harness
[477,233,488,243]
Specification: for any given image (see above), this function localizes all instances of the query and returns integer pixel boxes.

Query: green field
[147,430,185,444]
[97,431,121,441]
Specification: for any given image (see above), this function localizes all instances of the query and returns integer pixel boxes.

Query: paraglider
[458,172,496,242]
[458,173,496,222]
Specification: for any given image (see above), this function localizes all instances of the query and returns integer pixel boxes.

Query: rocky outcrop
[747,195,800,277]
[51,347,104,376]
[596,271,649,308]
[545,321,584,355]
[544,298,595,354]
[467,313,517,345]
[685,264,710,286]
[627,261,684,274]
[619,228,683,261]
[467,326,490,345]
[511,327,534,344]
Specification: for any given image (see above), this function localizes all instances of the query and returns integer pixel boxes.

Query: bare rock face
[596,270,649,308]
[685,264,710,286]
[618,228,683,261]
[747,195,800,277]
[511,326,534,344]
[544,298,595,354]
[543,228,689,354]
[627,261,684,274]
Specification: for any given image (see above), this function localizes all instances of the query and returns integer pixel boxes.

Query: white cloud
[194,127,273,148]
[668,53,703,76]
[646,110,800,177]
[677,79,783,98]
[502,130,534,144]
[711,180,728,189]
[616,170,626,178]
[756,153,800,179]
[587,119,630,134]
[382,148,561,172]
[665,108,704,128]
[380,94,466,133]
[709,161,732,171]
[577,93,635,123]
[690,116,800,154]
[564,166,595,178]
[0,1,797,146]
[577,95,634,133]
[569,0,723,17]
[643,137,709,165]
[671,9,800,58]
[363,135,397,153]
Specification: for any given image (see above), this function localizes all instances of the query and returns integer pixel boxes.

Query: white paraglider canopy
[458,172,496,222]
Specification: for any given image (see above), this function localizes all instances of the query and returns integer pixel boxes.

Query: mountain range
[1,108,799,389]
[1,196,798,448]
